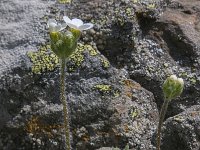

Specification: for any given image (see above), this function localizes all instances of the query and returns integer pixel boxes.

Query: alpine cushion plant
[47,17,93,150]
[156,75,184,150]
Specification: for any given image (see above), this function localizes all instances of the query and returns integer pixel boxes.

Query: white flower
[177,78,184,86]
[47,19,66,32]
[169,75,177,81]
[63,16,93,31]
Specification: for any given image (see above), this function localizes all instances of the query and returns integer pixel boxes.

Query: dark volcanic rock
[0,1,159,149]
[126,0,200,118]
[0,45,158,149]
[1,0,200,149]
[161,105,200,150]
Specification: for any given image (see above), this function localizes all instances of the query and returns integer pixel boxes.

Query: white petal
[49,24,58,32]
[177,78,184,85]
[65,22,79,29]
[78,23,94,30]
[54,24,62,32]
[71,18,83,27]
[47,19,57,27]
[63,16,71,23]
[60,23,67,31]
[170,75,177,80]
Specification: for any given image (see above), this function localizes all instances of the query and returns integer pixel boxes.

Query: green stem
[60,58,71,150]
[156,98,170,150]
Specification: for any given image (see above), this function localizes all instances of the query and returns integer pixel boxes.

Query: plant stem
[156,98,170,150]
[60,58,71,150]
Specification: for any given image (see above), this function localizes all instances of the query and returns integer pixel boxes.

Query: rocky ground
[0,0,200,150]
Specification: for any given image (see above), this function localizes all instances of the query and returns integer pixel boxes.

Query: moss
[68,43,85,71]
[114,6,135,27]
[100,58,110,68]
[113,89,121,98]
[58,0,71,4]
[130,108,139,119]
[173,115,185,123]
[93,84,121,98]
[93,84,111,93]
[68,43,102,72]
[67,43,97,72]
[27,45,59,74]
[147,3,156,9]
[125,8,132,15]
[28,43,99,73]
[86,44,98,56]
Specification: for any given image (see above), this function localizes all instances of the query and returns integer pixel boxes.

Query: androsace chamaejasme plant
[47,17,93,150]
[156,75,184,150]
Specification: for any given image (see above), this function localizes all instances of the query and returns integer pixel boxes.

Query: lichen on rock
[58,0,71,4]
[27,43,100,74]
[27,45,59,74]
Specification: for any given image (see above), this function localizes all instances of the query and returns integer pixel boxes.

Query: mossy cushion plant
[47,17,93,150]
[157,75,184,150]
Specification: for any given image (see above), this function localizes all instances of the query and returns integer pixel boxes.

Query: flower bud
[50,31,77,59]
[162,75,184,100]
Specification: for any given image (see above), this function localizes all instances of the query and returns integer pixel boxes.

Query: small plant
[47,17,93,150]
[156,75,184,150]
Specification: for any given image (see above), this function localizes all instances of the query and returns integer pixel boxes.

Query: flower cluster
[162,75,184,100]
[47,16,93,58]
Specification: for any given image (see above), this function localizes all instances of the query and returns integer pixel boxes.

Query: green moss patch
[28,43,109,74]
[100,58,110,68]
[93,84,111,93]
[27,45,59,74]
[58,0,71,4]
[93,84,121,97]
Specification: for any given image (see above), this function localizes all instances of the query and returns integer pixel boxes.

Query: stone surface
[0,0,52,73]
[126,0,200,118]
[1,0,200,149]
[0,43,158,149]
[161,105,200,150]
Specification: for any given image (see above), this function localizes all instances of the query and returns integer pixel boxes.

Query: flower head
[47,19,66,32]
[163,75,184,100]
[50,31,77,59]
[63,16,93,31]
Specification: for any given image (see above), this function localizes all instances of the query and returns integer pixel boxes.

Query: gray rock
[0,1,159,149]
[0,43,158,149]
[0,0,52,73]
[161,105,200,150]
[125,0,200,118]
[1,0,200,149]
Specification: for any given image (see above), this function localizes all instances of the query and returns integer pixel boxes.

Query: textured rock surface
[0,0,200,150]
[0,0,52,73]
[161,105,200,150]
[0,45,158,149]
[127,0,200,118]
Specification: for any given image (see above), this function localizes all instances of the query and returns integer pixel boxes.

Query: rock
[126,0,200,118]
[0,42,158,149]
[1,0,200,149]
[161,105,200,150]
[0,1,159,149]
[0,0,53,73]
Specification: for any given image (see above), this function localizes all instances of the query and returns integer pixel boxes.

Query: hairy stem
[60,58,71,150]
[156,98,170,150]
